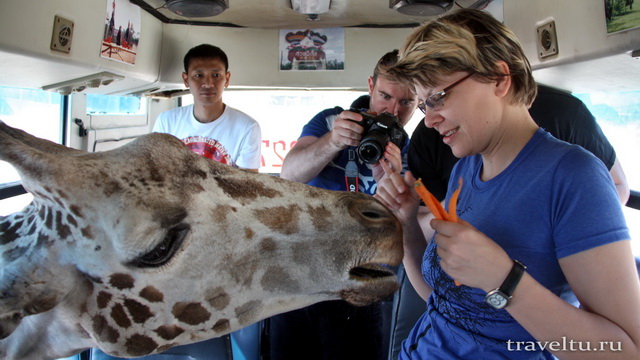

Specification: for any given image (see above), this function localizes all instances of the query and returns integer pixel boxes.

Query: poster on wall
[279,28,345,71]
[605,0,640,33]
[101,0,141,65]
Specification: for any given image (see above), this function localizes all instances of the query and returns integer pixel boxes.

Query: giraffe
[0,121,403,360]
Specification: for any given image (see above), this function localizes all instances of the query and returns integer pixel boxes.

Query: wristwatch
[484,259,526,310]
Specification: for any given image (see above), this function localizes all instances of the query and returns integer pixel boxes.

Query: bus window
[0,86,62,215]
[574,90,640,255]
[86,93,146,115]
[180,90,424,174]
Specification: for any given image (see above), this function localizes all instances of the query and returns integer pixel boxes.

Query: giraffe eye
[131,224,190,268]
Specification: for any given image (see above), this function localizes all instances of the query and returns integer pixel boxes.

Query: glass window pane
[574,90,640,255]
[0,86,62,186]
[179,90,424,174]
[574,91,640,190]
[0,193,33,216]
[86,93,146,115]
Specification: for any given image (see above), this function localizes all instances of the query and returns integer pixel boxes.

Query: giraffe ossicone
[0,121,402,360]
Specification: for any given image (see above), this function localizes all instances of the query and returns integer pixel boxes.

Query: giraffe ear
[0,121,87,190]
[0,121,85,157]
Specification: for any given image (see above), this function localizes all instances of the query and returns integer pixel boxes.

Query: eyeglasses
[417,73,474,114]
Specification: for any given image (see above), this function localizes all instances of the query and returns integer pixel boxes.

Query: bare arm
[405,206,435,300]
[431,218,640,359]
[279,135,336,182]
[509,241,640,359]
[609,158,630,205]
[375,171,434,300]
[280,111,365,182]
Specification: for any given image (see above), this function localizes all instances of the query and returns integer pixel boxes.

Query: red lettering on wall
[260,139,297,171]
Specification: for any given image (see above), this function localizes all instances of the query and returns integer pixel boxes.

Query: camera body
[350,109,408,164]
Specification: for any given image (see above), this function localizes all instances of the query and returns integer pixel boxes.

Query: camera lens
[357,139,384,164]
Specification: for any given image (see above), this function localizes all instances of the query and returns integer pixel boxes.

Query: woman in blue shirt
[375,8,640,359]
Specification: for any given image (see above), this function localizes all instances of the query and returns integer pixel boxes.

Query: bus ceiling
[0,0,638,95]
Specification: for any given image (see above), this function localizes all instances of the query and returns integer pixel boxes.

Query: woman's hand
[374,165,421,226]
[431,218,512,290]
[372,142,402,182]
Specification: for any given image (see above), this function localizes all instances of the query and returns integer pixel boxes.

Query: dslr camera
[350,109,408,164]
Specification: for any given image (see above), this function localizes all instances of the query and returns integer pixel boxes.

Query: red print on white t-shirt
[182,136,233,166]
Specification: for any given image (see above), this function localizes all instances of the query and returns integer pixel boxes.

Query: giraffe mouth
[348,263,395,281]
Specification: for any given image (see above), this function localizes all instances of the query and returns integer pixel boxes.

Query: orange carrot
[448,178,463,222]
[414,179,447,220]
[415,177,464,285]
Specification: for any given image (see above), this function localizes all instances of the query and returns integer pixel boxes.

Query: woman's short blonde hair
[390,9,537,106]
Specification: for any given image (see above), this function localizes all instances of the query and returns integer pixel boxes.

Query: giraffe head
[0,121,402,359]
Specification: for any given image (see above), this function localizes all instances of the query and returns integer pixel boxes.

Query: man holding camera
[279,49,417,194]
[270,50,418,360]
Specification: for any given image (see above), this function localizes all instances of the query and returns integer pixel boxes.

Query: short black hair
[183,44,229,73]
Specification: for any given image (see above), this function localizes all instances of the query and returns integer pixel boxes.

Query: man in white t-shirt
[153,44,262,172]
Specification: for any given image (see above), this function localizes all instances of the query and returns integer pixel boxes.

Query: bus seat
[89,335,232,360]
[387,264,426,360]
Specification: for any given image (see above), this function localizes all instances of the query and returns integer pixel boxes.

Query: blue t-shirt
[300,106,410,195]
[400,129,629,359]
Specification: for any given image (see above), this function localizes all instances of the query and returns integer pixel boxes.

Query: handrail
[0,182,26,200]
[627,190,640,211]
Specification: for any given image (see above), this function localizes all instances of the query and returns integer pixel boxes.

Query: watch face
[485,291,508,309]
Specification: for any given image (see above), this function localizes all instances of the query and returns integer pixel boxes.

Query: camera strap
[345,148,359,193]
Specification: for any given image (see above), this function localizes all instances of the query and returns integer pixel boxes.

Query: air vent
[536,20,558,59]
[166,0,228,17]
[50,15,74,53]
[390,0,454,16]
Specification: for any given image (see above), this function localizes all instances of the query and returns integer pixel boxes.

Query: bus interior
[0,0,639,359]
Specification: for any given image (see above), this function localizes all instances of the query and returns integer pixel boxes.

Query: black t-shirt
[408,84,617,201]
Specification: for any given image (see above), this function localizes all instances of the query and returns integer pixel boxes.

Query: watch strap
[498,259,526,297]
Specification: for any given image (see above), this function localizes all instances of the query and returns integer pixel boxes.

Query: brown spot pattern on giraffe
[244,227,255,239]
[260,237,277,252]
[261,266,300,293]
[212,319,230,333]
[307,204,332,231]
[81,225,94,240]
[92,314,119,343]
[139,286,164,303]
[235,300,263,326]
[172,302,211,325]
[110,303,132,328]
[123,298,154,323]
[109,273,135,290]
[215,177,282,204]
[125,333,158,356]
[0,217,22,245]
[97,291,112,309]
[155,325,185,340]
[253,205,300,235]
[55,210,72,239]
[206,287,230,311]
[24,294,58,315]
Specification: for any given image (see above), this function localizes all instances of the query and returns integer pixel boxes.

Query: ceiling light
[290,0,330,14]
[165,0,228,18]
[390,0,454,16]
